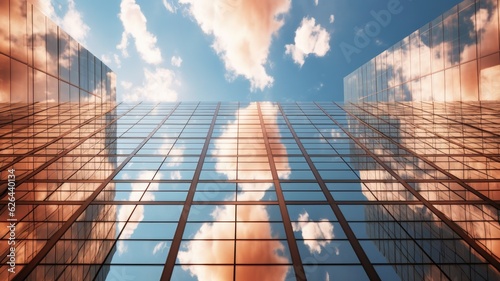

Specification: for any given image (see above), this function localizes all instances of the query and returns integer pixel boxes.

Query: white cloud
[123,67,179,102]
[116,202,143,254]
[330,128,343,139]
[212,103,290,196]
[162,0,176,13]
[101,54,111,65]
[292,211,335,254]
[375,1,500,102]
[36,0,58,20]
[117,33,129,58]
[61,0,89,43]
[101,53,122,68]
[177,104,291,279]
[121,80,133,90]
[113,53,122,68]
[118,0,162,65]
[329,14,335,24]
[36,0,89,43]
[285,17,330,67]
[152,241,168,255]
[171,55,183,67]
[315,0,319,6]
[169,170,181,180]
[116,171,159,254]
[179,0,291,91]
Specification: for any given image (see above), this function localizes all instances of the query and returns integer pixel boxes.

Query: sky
[37,0,461,102]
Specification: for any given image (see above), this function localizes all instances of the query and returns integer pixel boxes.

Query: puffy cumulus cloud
[179,0,291,91]
[292,211,335,254]
[177,203,290,280]
[213,102,290,189]
[123,67,179,102]
[35,0,58,20]
[61,0,89,43]
[286,17,330,67]
[177,103,291,280]
[121,80,133,90]
[171,55,183,67]
[118,0,162,64]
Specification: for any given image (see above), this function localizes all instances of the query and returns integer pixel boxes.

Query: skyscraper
[1,0,500,281]
[344,0,500,103]
[0,0,116,104]
[1,0,117,280]
[1,100,500,281]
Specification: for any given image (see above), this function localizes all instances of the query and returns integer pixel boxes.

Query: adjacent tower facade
[0,0,116,104]
[344,0,500,103]
[1,0,117,280]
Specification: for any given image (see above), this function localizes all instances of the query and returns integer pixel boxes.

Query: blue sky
[39,0,461,102]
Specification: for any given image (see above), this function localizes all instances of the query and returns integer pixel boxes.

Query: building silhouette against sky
[1,0,500,280]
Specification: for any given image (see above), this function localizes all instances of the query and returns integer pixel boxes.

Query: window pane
[46,19,58,76]
[33,8,47,72]
[0,0,9,55]
[460,60,478,100]
[70,38,79,86]
[59,29,70,81]
[59,80,70,102]
[47,74,58,102]
[0,54,10,102]
[10,0,27,62]
[34,69,46,102]
[11,59,28,102]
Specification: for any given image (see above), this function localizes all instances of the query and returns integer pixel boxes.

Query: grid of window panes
[344,0,500,103]
[0,0,116,104]
[1,101,500,281]
[0,101,118,280]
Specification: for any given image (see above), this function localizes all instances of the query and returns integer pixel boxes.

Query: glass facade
[0,0,116,104]
[0,102,118,280]
[1,0,499,280]
[344,0,500,103]
[1,101,500,281]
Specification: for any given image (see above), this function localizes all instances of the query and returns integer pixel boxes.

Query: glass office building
[0,0,116,104]
[1,0,500,281]
[1,101,500,281]
[344,0,500,103]
[1,0,117,280]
